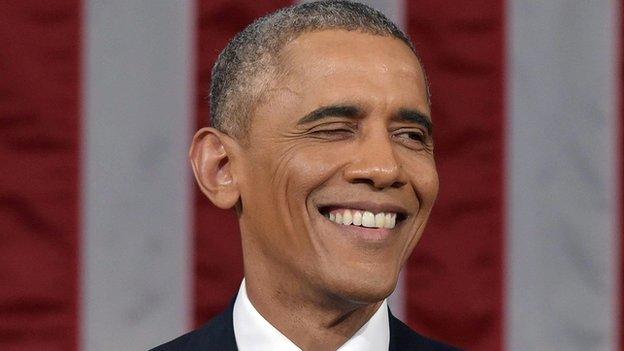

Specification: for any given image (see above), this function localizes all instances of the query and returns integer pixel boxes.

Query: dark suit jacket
[150,300,462,351]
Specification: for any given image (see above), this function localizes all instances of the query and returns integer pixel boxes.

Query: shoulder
[389,313,463,351]
[149,308,237,351]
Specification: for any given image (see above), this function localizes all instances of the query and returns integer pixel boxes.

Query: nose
[343,132,406,189]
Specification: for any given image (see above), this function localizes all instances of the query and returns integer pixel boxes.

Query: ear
[189,127,240,209]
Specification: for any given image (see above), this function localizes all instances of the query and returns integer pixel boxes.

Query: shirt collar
[233,279,390,351]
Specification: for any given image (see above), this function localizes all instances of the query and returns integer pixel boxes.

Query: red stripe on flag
[0,1,81,350]
[194,0,293,325]
[406,1,505,350]
[620,1,624,349]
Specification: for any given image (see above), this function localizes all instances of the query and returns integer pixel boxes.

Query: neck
[244,274,383,350]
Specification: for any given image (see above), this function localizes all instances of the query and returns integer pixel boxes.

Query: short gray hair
[210,0,421,138]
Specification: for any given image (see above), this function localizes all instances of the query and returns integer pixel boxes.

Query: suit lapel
[388,309,432,351]
[210,299,238,350]
[188,298,238,351]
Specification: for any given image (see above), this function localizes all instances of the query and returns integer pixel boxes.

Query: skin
[190,30,438,350]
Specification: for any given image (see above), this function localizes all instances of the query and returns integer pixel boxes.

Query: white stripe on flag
[82,1,194,350]
[351,0,406,31]
[506,1,620,350]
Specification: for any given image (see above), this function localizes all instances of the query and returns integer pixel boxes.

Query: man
[153,1,460,350]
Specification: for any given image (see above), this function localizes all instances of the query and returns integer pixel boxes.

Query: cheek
[243,142,343,226]
[245,144,345,258]
[269,142,346,199]
[406,157,439,207]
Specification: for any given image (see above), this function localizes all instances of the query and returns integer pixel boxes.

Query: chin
[320,263,400,305]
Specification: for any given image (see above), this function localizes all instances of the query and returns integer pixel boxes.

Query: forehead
[270,30,429,112]
[281,30,420,69]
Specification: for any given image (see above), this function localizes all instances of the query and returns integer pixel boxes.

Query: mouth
[317,204,408,230]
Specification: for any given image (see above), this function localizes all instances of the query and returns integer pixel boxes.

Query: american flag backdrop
[0,0,620,350]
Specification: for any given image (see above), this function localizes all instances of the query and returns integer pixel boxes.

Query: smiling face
[236,30,438,305]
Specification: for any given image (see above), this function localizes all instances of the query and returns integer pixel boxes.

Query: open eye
[393,129,429,150]
[397,131,425,142]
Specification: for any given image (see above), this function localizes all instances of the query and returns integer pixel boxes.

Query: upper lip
[316,201,409,216]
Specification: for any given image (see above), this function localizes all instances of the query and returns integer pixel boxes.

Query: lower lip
[321,215,395,242]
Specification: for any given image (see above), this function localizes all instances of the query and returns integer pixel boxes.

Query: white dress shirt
[233,279,390,350]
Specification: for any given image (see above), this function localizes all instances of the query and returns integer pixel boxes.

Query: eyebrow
[396,109,433,135]
[297,104,362,125]
[296,104,433,135]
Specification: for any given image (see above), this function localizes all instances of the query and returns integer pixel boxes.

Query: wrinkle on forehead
[260,85,303,104]
[281,31,421,71]
[276,33,427,104]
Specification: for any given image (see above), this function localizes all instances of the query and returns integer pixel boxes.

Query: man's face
[237,30,438,303]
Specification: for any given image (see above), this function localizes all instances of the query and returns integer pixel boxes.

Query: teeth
[375,213,385,228]
[361,211,376,228]
[342,210,353,225]
[384,213,396,229]
[325,208,399,229]
[352,211,362,226]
